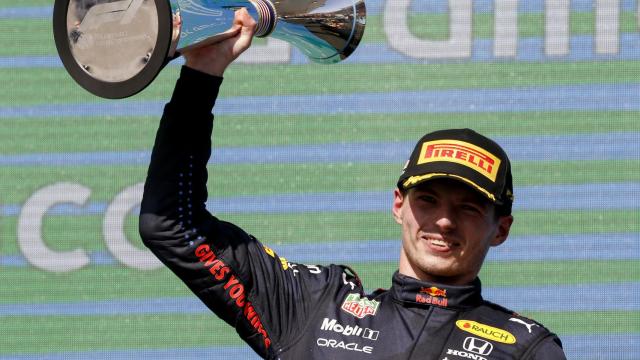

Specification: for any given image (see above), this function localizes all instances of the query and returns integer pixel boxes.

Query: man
[139,9,566,359]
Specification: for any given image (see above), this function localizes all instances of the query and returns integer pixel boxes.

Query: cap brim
[401,172,498,203]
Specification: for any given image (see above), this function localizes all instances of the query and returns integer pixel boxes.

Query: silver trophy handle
[53,0,366,99]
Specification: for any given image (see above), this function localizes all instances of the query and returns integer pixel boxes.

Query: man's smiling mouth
[423,236,460,252]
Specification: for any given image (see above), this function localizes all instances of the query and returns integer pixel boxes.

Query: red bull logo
[415,294,448,307]
[420,286,447,297]
[416,286,448,306]
[417,140,501,182]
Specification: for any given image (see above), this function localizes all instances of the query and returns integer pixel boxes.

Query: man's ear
[491,215,513,247]
[392,188,405,225]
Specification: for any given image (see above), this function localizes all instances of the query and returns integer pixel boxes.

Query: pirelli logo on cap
[417,140,501,182]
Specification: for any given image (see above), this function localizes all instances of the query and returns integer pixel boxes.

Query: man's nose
[434,206,456,231]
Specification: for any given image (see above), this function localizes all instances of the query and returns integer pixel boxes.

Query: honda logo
[463,337,493,355]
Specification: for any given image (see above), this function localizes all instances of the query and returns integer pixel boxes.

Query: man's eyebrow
[412,188,436,196]
[460,195,492,208]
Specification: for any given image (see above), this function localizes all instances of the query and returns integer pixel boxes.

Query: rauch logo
[456,320,516,344]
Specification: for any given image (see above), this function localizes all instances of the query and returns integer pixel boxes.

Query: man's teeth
[431,239,448,247]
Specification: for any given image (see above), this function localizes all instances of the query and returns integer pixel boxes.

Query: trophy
[53,0,366,99]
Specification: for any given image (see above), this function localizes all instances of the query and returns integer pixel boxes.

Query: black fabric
[139,71,565,359]
[169,66,222,114]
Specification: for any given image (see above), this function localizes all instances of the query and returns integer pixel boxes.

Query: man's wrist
[184,58,228,77]
[169,66,224,113]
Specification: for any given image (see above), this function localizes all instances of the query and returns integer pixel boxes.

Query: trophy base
[53,0,174,99]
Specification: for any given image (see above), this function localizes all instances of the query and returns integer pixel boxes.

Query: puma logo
[509,317,539,333]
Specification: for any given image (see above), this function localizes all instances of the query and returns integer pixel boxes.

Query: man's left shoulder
[478,300,556,341]
[455,301,565,359]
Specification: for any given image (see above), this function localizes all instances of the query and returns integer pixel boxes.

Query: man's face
[392,178,513,285]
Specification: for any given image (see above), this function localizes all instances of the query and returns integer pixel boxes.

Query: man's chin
[417,260,459,278]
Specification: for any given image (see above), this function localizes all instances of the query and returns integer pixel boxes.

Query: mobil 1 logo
[321,318,380,340]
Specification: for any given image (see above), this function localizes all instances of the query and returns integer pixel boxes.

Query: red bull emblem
[416,286,448,307]
[341,294,380,319]
[420,286,447,297]
[417,140,501,182]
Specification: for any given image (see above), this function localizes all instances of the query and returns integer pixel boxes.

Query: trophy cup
[53,0,366,99]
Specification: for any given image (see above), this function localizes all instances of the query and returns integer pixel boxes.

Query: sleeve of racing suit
[139,66,345,359]
[527,335,567,360]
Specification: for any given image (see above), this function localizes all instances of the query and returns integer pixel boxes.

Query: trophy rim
[53,0,173,99]
[304,0,366,64]
[337,0,366,62]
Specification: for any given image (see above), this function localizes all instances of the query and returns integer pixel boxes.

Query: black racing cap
[397,128,514,215]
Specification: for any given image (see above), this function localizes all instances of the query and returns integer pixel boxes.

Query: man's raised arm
[137,9,353,359]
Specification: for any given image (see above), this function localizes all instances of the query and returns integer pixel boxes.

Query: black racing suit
[139,67,567,360]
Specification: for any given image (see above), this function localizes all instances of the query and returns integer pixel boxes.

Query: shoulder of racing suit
[460,299,564,359]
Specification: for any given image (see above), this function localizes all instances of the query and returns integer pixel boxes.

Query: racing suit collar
[390,271,483,310]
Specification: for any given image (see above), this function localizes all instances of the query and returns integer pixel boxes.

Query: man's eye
[418,195,436,203]
[461,204,481,213]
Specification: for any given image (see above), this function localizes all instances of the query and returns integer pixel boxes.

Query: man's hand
[182,8,257,76]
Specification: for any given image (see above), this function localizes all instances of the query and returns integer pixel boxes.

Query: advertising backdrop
[1,0,639,359]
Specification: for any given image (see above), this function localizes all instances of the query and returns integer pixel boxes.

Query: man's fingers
[181,7,257,75]
[234,8,257,34]
[231,8,257,54]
